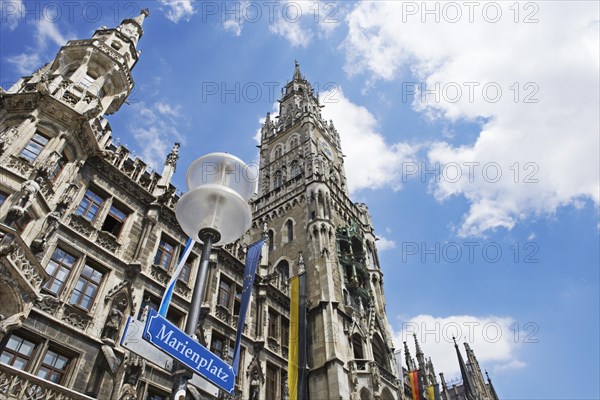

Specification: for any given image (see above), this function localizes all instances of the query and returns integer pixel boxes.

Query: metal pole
[171,229,217,400]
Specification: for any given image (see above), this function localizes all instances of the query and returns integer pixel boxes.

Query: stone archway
[381,387,396,400]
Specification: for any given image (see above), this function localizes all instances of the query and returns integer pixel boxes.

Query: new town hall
[0,9,500,400]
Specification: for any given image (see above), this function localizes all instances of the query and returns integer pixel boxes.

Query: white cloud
[155,101,182,118]
[269,17,312,48]
[319,88,419,193]
[394,314,525,380]
[223,20,242,36]
[35,18,68,48]
[342,2,600,236]
[0,0,24,30]
[268,1,343,47]
[5,53,41,75]
[158,0,196,23]
[128,101,185,169]
[376,236,396,251]
[4,8,74,76]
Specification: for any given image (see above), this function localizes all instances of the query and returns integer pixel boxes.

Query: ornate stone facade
[0,10,438,400]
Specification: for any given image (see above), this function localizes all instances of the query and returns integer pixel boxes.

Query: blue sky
[1,1,599,398]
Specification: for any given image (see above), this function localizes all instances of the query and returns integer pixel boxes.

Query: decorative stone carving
[6,246,45,289]
[5,177,42,226]
[32,206,65,254]
[119,352,145,400]
[68,214,95,237]
[370,361,381,392]
[249,369,260,400]
[96,230,120,253]
[4,155,34,178]
[36,294,61,314]
[62,306,92,330]
[102,298,127,345]
[0,312,26,341]
[0,126,18,156]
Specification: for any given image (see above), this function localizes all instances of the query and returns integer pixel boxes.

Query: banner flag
[158,237,195,317]
[288,276,299,400]
[232,238,265,373]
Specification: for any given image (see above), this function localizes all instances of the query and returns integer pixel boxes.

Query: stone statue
[5,177,43,226]
[119,352,145,400]
[36,73,50,95]
[249,369,260,400]
[370,361,381,391]
[102,299,127,344]
[16,177,42,209]
[31,207,65,254]
[0,127,18,156]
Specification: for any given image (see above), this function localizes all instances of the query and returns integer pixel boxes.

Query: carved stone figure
[17,177,42,209]
[31,206,65,254]
[5,177,43,226]
[36,73,50,95]
[0,127,18,155]
[249,369,260,400]
[119,352,145,400]
[102,299,127,344]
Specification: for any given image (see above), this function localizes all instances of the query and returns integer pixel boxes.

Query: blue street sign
[143,309,235,394]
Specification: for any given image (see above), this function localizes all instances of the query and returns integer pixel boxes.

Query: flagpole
[172,228,217,399]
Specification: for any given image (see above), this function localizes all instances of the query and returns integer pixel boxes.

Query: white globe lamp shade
[176,184,252,244]
[186,152,256,201]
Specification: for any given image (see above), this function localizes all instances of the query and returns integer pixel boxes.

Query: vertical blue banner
[159,237,195,317]
[231,238,265,373]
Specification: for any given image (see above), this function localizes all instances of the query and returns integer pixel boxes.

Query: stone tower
[249,62,401,400]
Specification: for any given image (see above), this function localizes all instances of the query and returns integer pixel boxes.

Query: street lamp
[172,153,254,399]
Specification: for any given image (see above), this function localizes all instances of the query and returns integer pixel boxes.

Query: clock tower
[251,63,401,400]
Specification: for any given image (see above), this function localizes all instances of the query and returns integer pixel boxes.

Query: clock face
[320,138,333,160]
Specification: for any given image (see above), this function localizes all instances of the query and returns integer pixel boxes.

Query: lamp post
[171,153,254,400]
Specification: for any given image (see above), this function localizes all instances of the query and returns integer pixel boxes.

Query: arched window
[286,220,294,242]
[290,136,299,149]
[290,160,301,178]
[273,171,282,189]
[276,260,290,289]
[268,230,274,252]
[352,334,364,359]
[360,388,372,400]
[274,146,282,159]
[372,334,388,370]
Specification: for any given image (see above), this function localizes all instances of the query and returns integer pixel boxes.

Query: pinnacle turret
[404,341,416,371]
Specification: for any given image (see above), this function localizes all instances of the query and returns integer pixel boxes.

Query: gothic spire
[165,142,180,168]
[440,372,450,400]
[117,8,150,46]
[427,357,438,384]
[413,333,428,385]
[293,60,302,81]
[453,337,476,400]
[153,142,179,197]
[403,341,416,372]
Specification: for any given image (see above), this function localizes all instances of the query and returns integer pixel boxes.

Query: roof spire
[403,341,415,372]
[453,337,476,400]
[293,60,302,81]
[117,8,149,45]
[440,372,450,400]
